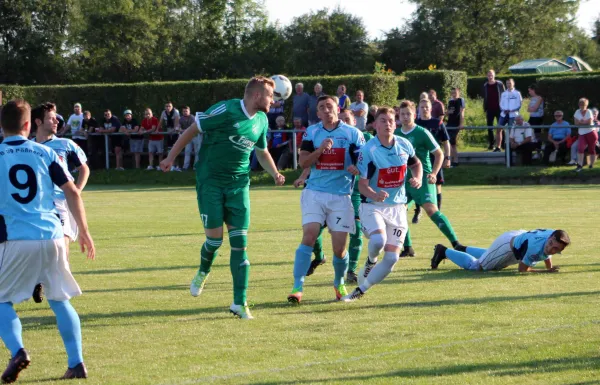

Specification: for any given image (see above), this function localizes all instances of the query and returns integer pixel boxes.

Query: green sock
[312,226,325,261]
[430,211,458,243]
[404,227,412,248]
[230,250,249,305]
[348,219,362,273]
[199,237,221,274]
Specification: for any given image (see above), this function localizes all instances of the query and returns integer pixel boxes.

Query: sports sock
[293,244,313,290]
[229,230,249,305]
[332,252,349,287]
[48,300,83,368]
[360,251,399,292]
[430,211,458,243]
[437,193,442,210]
[0,303,24,357]
[446,249,477,270]
[368,233,385,262]
[312,226,325,261]
[466,246,486,258]
[199,236,222,274]
[348,220,363,273]
[403,227,412,248]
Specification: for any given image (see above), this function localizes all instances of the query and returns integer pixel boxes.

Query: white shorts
[0,239,82,304]
[54,199,78,241]
[470,230,527,271]
[301,189,355,233]
[148,140,164,154]
[359,203,408,247]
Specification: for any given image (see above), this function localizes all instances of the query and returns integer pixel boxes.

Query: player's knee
[332,244,346,257]
[422,203,438,216]
[203,237,223,253]
[369,232,386,253]
[229,229,248,249]
[382,250,400,266]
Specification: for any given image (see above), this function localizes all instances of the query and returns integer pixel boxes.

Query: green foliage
[466,70,600,99]
[537,75,600,119]
[0,75,399,120]
[403,70,467,103]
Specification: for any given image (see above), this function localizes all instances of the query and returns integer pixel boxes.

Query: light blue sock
[48,300,83,368]
[0,303,23,356]
[446,249,478,270]
[293,244,313,290]
[333,252,349,287]
[466,246,487,258]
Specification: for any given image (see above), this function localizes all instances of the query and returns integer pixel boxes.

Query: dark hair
[182,105,190,110]
[398,100,416,113]
[429,89,437,96]
[551,230,570,246]
[104,109,111,114]
[317,95,337,106]
[31,103,55,130]
[1,99,31,134]
[374,107,396,120]
[528,84,538,92]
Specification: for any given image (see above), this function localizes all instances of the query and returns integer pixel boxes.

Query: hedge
[466,70,600,100]
[0,75,400,122]
[537,75,600,120]
[403,70,467,104]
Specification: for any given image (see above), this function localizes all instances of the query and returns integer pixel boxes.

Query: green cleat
[334,284,348,301]
[190,271,209,297]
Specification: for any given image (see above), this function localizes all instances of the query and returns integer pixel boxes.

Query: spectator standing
[292,83,310,128]
[337,84,351,110]
[66,103,85,149]
[543,110,571,165]
[366,105,378,132]
[574,98,597,172]
[267,99,284,129]
[140,108,162,170]
[509,115,535,165]
[82,111,100,168]
[160,102,181,171]
[482,69,505,150]
[308,83,325,126]
[291,117,305,158]
[350,90,369,131]
[495,78,522,152]
[527,84,545,144]
[121,110,142,169]
[97,110,123,170]
[269,116,289,169]
[181,106,200,171]
[429,89,445,120]
[446,88,466,167]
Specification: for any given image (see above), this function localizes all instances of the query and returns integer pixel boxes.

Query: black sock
[437,193,442,210]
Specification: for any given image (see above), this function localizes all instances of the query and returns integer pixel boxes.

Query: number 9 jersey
[0,136,69,241]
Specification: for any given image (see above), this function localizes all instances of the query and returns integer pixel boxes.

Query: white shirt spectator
[510,123,533,145]
[350,101,368,130]
[500,89,522,118]
[574,109,594,135]
[66,113,85,139]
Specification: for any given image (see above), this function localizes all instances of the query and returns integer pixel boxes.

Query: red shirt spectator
[142,116,161,140]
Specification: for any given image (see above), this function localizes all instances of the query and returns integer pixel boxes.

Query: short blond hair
[245,76,275,97]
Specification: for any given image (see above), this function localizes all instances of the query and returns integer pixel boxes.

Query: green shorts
[406,175,437,206]
[196,182,250,229]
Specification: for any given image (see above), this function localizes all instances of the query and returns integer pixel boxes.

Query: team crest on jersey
[229,135,255,150]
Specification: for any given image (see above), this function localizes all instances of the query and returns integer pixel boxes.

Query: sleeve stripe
[197,105,227,120]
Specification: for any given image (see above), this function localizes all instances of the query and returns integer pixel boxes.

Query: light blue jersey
[357,135,415,205]
[34,135,87,200]
[301,121,365,195]
[512,229,555,266]
[0,136,69,241]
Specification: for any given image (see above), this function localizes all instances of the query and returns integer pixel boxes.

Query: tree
[284,7,373,76]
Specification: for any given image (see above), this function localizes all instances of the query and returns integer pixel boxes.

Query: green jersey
[195,99,268,187]
[394,124,439,174]
[352,131,373,197]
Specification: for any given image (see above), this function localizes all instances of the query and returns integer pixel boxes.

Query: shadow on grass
[94,228,299,241]
[247,355,600,384]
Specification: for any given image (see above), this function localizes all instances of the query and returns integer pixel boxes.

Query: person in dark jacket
[482,69,505,150]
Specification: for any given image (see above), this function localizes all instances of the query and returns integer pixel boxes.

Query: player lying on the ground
[341,107,422,302]
[159,77,285,320]
[430,229,570,272]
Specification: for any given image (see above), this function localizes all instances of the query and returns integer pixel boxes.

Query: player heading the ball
[160,76,285,320]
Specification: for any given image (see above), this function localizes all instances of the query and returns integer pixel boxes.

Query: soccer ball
[271,75,292,101]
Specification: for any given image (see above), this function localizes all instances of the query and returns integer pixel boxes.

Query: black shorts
[111,136,126,150]
[448,129,460,146]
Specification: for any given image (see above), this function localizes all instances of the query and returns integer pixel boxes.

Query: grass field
[12,184,600,384]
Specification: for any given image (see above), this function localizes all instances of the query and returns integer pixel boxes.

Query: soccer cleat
[229,303,254,319]
[189,271,209,297]
[400,246,416,258]
[287,289,302,304]
[346,270,358,284]
[431,244,448,270]
[32,283,44,304]
[305,257,326,276]
[61,362,88,380]
[412,208,422,224]
[341,287,364,302]
[1,348,30,384]
[334,284,348,301]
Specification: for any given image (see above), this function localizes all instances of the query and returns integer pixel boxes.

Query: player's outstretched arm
[160,124,198,171]
[255,148,285,185]
[61,181,95,260]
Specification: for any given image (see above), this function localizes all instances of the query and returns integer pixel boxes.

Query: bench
[458,151,505,165]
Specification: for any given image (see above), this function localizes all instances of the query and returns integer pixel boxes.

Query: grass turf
[11,185,600,384]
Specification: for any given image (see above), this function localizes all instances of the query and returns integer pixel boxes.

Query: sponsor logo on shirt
[377,165,406,188]
[316,148,346,170]
[228,135,256,150]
